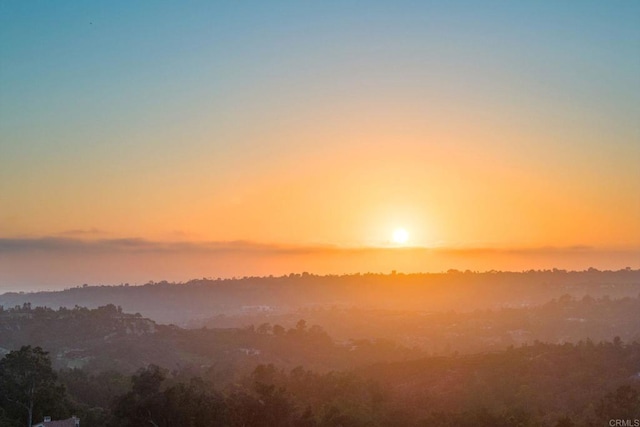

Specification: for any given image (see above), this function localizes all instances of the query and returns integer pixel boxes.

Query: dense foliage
[0,304,418,376]
[0,346,69,427]
[2,323,640,426]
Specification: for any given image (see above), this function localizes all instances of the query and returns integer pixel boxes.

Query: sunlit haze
[1,2,639,290]
[392,228,409,245]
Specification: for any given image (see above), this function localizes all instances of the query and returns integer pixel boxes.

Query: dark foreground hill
[1,304,640,426]
[2,333,640,426]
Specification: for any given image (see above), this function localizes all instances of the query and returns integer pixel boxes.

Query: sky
[1,1,639,290]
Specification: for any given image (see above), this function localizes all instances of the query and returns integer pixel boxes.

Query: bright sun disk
[392,228,409,245]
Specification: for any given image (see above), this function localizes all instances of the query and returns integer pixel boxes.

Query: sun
[392,228,409,245]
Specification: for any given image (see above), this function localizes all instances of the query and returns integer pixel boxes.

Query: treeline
[1,269,638,325]
[359,340,640,425]
[3,301,640,426]
[0,305,418,376]
[198,293,640,354]
[2,344,640,427]
[3,298,640,377]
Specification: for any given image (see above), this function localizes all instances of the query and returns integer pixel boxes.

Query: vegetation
[0,304,419,376]
[1,270,639,425]
[1,269,638,326]
[2,342,640,426]
[0,346,68,427]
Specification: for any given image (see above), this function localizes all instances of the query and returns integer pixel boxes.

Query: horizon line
[2,266,639,296]
[0,236,639,256]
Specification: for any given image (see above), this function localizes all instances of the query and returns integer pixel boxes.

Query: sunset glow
[392,228,409,245]
[3,5,640,427]
[1,2,639,289]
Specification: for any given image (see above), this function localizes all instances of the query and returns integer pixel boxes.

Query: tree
[111,366,228,427]
[295,320,307,333]
[595,385,640,421]
[0,346,66,427]
[111,365,166,427]
[273,324,286,336]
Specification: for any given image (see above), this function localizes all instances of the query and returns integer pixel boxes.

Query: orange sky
[1,2,639,289]
[3,117,637,249]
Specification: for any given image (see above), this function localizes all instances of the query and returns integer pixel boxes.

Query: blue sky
[1,1,639,288]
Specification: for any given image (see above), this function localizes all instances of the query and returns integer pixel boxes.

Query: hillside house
[33,416,79,427]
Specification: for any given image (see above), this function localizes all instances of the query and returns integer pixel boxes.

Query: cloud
[0,237,327,255]
[0,237,144,253]
[0,237,636,258]
[57,228,108,237]
[433,245,599,256]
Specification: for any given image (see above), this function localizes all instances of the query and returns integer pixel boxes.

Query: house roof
[34,417,79,427]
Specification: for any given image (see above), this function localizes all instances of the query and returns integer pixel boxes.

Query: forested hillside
[0,305,417,376]
[2,336,639,426]
[1,269,638,326]
[2,271,640,426]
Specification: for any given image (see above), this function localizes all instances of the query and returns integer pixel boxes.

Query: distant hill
[196,294,640,353]
[1,269,638,326]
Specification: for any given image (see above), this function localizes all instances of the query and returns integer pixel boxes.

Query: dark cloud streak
[57,228,107,236]
[0,237,635,257]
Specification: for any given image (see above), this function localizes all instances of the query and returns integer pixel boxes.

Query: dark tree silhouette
[595,385,640,421]
[0,346,66,427]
